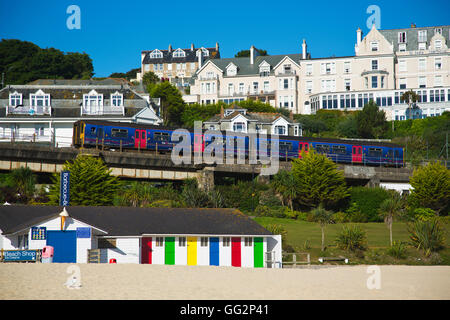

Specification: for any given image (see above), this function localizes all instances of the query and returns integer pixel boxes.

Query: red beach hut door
[141,237,152,264]
[231,237,241,267]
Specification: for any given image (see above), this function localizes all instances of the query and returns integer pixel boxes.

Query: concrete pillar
[197,167,214,192]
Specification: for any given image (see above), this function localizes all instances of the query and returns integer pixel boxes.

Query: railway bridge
[0,143,413,192]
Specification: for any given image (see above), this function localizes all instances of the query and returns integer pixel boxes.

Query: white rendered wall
[175,236,187,265]
[152,237,165,265]
[101,238,140,264]
[219,237,231,267]
[197,237,209,266]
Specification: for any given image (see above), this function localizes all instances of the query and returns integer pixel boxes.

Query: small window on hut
[155,237,164,247]
[244,237,253,247]
[179,237,186,247]
[200,237,208,247]
[98,238,117,249]
[223,237,230,247]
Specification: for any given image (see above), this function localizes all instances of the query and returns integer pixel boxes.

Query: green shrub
[348,186,392,222]
[413,207,437,222]
[408,219,445,256]
[335,225,368,251]
[296,211,309,221]
[254,205,272,217]
[346,203,369,222]
[283,207,299,219]
[386,241,408,259]
[332,211,349,223]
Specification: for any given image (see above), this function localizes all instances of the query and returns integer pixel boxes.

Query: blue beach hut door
[209,237,219,266]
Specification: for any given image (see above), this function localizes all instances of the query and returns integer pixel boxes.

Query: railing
[198,75,219,81]
[0,132,52,143]
[276,70,296,76]
[81,106,124,116]
[282,252,311,267]
[6,105,51,116]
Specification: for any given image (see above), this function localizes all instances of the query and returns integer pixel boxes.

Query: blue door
[46,231,77,263]
[209,237,219,266]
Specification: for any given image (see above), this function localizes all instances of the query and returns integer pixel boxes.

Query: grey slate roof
[142,47,220,64]
[202,53,304,77]
[0,205,272,236]
[378,25,450,52]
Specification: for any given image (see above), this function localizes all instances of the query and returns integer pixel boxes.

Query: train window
[154,132,170,142]
[316,144,330,154]
[280,141,292,151]
[111,128,128,138]
[332,145,346,154]
[387,150,394,158]
[368,148,382,157]
[90,127,96,135]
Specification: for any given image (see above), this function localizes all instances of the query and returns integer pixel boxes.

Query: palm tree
[311,204,334,252]
[6,167,36,203]
[271,170,297,211]
[379,191,404,246]
[400,90,420,120]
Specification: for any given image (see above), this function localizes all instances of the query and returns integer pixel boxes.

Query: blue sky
[1,0,449,77]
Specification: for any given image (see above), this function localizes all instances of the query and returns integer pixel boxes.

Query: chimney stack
[191,43,194,51]
[216,42,219,51]
[302,39,307,59]
[250,45,255,65]
[168,44,172,52]
[197,49,202,69]
[356,28,362,45]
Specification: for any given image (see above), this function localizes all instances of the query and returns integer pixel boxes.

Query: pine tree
[48,155,121,206]
[291,149,349,209]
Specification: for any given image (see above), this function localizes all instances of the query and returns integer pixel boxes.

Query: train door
[193,134,204,153]
[135,129,146,149]
[352,146,362,163]
[298,142,309,158]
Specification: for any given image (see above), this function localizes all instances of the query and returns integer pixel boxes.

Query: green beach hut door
[254,237,264,268]
[165,237,175,265]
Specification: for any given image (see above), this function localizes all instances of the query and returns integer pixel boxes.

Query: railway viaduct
[0,143,413,191]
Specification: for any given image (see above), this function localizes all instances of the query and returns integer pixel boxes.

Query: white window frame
[9,91,22,107]
[399,59,407,72]
[233,121,246,132]
[150,49,163,59]
[274,125,286,135]
[343,61,351,73]
[172,48,186,58]
[418,30,427,43]
[239,83,244,93]
[306,64,313,75]
[434,75,442,87]
[83,90,103,109]
[30,89,50,108]
[434,40,442,51]
[399,43,407,52]
[306,80,313,94]
[418,58,426,71]
[370,41,379,52]
[111,92,123,107]
[418,76,426,88]
[398,32,407,43]
[372,59,378,70]
[435,57,442,70]
[418,42,426,51]
[196,47,209,57]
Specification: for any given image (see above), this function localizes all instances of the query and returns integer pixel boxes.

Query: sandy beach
[0,264,449,300]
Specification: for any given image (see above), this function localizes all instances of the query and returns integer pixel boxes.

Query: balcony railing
[276,70,296,76]
[198,75,219,81]
[81,105,124,116]
[6,105,51,116]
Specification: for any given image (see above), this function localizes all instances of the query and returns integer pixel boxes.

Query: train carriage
[72,120,404,167]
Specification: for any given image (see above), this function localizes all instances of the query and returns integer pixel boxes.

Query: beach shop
[0,205,282,268]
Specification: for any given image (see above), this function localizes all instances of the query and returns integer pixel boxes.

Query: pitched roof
[200,53,304,77]
[142,47,220,64]
[0,205,272,236]
[378,25,450,52]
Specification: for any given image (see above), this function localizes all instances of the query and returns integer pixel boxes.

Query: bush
[348,187,392,222]
[386,241,408,259]
[332,211,349,223]
[296,211,309,221]
[408,219,445,256]
[345,202,369,222]
[413,207,437,222]
[335,225,368,251]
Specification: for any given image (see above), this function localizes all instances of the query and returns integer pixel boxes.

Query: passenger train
[73,120,404,167]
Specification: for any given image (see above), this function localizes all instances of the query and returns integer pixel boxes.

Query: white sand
[0,264,449,300]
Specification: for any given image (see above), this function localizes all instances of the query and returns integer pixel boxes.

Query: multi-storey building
[189,25,450,120]
[137,43,221,85]
[0,79,161,147]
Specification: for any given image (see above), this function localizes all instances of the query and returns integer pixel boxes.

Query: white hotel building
[187,24,450,120]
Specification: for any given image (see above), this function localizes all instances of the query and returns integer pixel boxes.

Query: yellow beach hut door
[187,237,197,266]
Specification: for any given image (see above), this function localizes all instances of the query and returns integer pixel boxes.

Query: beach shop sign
[1,250,38,262]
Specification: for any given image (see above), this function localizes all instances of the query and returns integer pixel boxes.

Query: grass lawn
[254,217,450,265]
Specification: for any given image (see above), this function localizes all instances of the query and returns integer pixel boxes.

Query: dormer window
[150,49,163,59]
[418,30,427,43]
[259,61,270,77]
[111,92,123,107]
[226,63,237,76]
[196,47,209,57]
[399,43,406,52]
[173,48,186,58]
[434,40,442,51]
[233,122,246,132]
[398,32,407,43]
[435,28,442,35]
[9,92,22,106]
[30,89,50,108]
[83,90,103,108]
[370,41,379,52]
[418,42,426,51]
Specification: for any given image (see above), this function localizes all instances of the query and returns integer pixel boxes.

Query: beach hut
[0,206,282,268]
